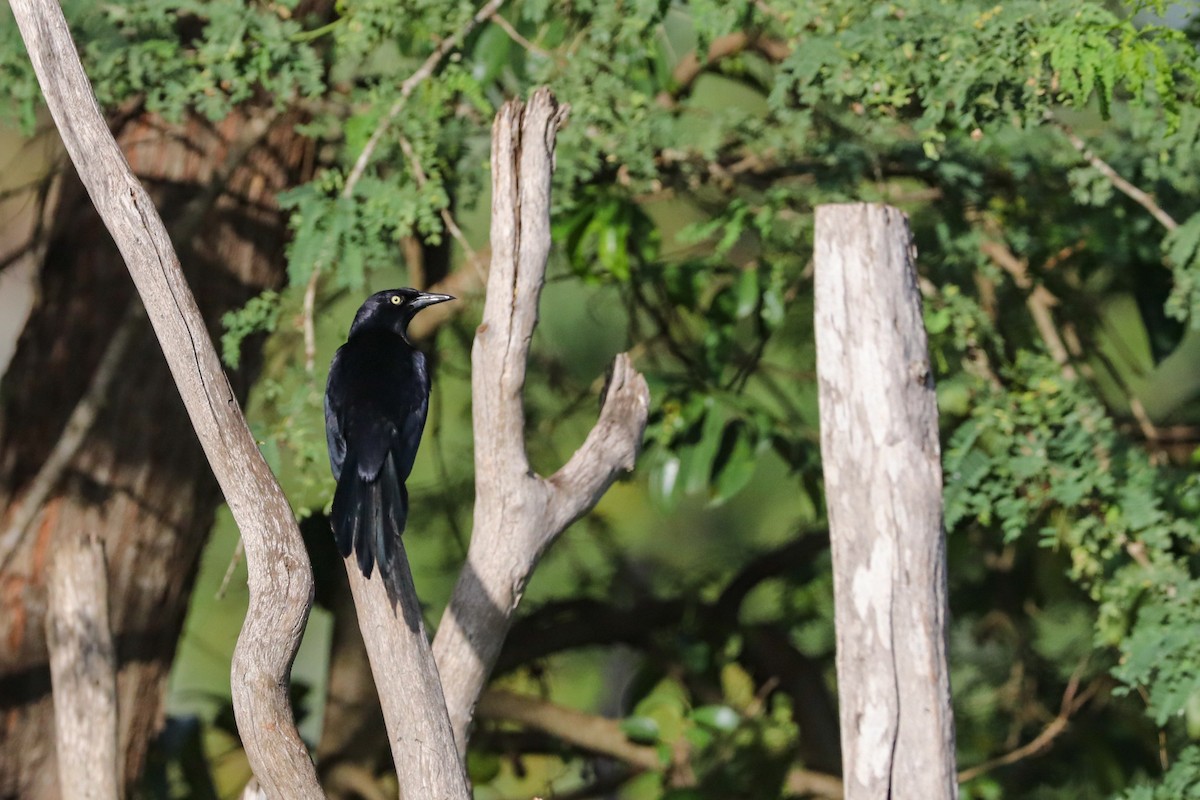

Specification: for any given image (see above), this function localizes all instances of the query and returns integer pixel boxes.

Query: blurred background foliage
[4,0,1200,797]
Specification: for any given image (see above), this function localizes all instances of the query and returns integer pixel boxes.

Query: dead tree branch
[345,539,471,798]
[9,2,319,796]
[957,673,1106,784]
[978,238,1076,379]
[45,532,119,800]
[432,89,651,752]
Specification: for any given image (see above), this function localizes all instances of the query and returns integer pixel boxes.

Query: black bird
[324,288,454,582]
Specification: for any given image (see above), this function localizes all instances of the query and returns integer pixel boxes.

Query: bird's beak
[410,292,455,311]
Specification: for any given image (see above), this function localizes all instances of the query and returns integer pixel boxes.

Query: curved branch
[1052,117,1178,232]
[9,3,319,796]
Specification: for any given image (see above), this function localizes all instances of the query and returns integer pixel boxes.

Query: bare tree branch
[397,133,482,272]
[9,3,319,796]
[477,690,661,772]
[342,0,507,193]
[480,689,845,799]
[432,89,651,752]
[815,204,957,798]
[978,238,1076,379]
[45,532,119,800]
[957,673,1106,784]
[488,12,555,60]
[783,768,845,799]
[345,539,470,798]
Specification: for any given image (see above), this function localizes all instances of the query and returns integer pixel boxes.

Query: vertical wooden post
[46,533,119,800]
[814,203,958,798]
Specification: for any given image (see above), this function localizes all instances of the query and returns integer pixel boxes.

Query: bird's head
[348,288,455,343]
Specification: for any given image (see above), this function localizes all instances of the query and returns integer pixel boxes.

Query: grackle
[324,288,454,582]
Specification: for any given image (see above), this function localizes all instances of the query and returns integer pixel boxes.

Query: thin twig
[782,768,845,799]
[477,690,661,772]
[344,0,507,195]
[397,134,479,266]
[489,11,554,60]
[1053,116,1179,232]
[957,675,1105,783]
[479,690,842,798]
[302,0,507,374]
[979,238,1076,379]
[216,536,246,600]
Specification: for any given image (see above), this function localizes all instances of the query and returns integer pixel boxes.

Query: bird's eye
[390,295,403,305]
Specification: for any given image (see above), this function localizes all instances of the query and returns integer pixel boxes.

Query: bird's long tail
[330,451,409,581]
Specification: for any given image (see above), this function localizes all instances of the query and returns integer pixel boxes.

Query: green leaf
[691,704,739,732]
[709,420,758,505]
[466,751,502,784]
[620,715,662,744]
[734,267,759,319]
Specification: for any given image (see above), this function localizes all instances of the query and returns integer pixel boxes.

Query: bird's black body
[324,288,453,582]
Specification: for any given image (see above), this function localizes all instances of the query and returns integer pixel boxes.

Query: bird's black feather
[324,288,453,589]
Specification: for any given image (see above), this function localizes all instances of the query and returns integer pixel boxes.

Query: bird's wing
[391,349,430,480]
[324,347,348,481]
[392,390,429,480]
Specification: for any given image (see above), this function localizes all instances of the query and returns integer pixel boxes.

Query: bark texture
[431,88,651,752]
[45,532,118,800]
[0,9,313,800]
[813,203,957,799]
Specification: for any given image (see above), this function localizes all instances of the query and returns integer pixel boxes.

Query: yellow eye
[390,295,403,305]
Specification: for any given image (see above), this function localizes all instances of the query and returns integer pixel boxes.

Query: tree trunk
[813,203,958,798]
[0,108,310,799]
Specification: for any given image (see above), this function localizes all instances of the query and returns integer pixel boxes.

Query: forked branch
[432,89,651,751]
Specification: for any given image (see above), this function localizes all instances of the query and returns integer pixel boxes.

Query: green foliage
[1166,210,1200,323]
[219,290,280,369]
[1119,747,1200,800]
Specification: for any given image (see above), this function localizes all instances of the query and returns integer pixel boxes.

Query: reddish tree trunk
[0,108,310,799]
